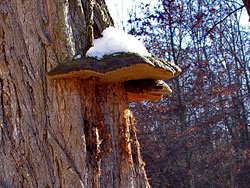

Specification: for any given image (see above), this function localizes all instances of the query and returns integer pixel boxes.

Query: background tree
[0,0,150,187]
[242,0,250,18]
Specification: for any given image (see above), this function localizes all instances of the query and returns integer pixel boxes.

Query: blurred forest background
[105,0,250,187]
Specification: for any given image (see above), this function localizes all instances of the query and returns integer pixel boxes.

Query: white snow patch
[73,54,81,60]
[86,27,151,59]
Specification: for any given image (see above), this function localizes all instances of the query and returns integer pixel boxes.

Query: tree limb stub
[48,52,182,101]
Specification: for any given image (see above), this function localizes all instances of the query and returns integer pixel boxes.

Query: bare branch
[204,5,244,38]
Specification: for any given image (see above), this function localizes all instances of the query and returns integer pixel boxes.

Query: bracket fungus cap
[125,79,172,102]
[48,52,182,101]
[48,52,181,82]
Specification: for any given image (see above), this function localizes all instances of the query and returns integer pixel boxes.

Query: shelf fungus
[48,52,181,102]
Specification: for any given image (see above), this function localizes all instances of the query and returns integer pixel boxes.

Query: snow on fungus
[86,27,151,59]
[73,54,81,60]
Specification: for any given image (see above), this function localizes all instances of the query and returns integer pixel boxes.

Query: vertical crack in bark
[40,44,57,186]
[36,0,51,46]
[3,0,36,79]
[0,78,4,144]
[93,1,114,38]
[81,0,95,54]
[24,156,39,188]
[8,73,22,143]
[83,119,102,187]
[63,0,77,57]
[48,128,85,185]
[68,0,87,55]
[0,27,8,65]
[0,78,15,153]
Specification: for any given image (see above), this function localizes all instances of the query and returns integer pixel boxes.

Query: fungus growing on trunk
[48,52,181,101]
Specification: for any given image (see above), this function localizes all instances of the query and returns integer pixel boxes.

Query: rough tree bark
[0,0,150,187]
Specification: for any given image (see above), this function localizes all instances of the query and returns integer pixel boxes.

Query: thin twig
[204,5,244,38]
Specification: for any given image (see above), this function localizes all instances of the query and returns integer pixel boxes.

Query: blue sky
[105,0,154,30]
[105,0,250,29]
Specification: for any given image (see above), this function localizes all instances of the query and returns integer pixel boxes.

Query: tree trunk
[0,0,150,187]
[242,0,250,19]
